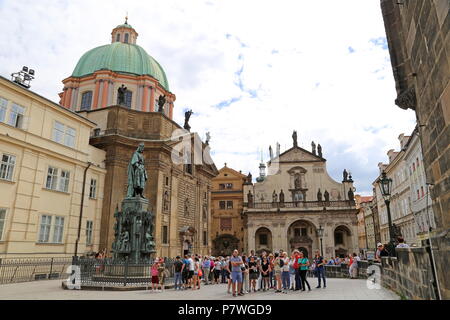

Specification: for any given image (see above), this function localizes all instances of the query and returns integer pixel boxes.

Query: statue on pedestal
[206,132,211,145]
[348,188,354,201]
[272,190,278,203]
[324,190,330,202]
[247,191,253,207]
[292,130,298,148]
[317,189,322,201]
[157,95,166,112]
[318,144,323,158]
[118,84,127,106]
[126,143,148,198]
[279,190,285,203]
[184,109,194,131]
[343,169,348,181]
[312,141,316,155]
[269,145,273,160]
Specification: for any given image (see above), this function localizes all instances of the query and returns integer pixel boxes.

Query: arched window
[124,33,129,43]
[117,90,132,108]
[80,91,93,111]
[116,33,121,42]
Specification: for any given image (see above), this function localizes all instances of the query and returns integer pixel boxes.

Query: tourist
[158,258,166,291]
[202,255,211,285]
[288,252,296,290]
[396,237,410,248]
[181,255,190,289]
[209,257,215,283]
[375,243,389,262]
[334,256,341,265]
[226,257,233,293]
[349,253,360,279]
[273,252,282,293]
[221,257,228,284]
[281,252,290,293]
[260,256,271,291]
[248,255,259,292]
[313,250,326,288]
[174,256,183,290]
[268,253,274,289]
[241,254,250,294]
[327,257,335,265]
[192,257,200,290]
[298,251,311,291]
[293,250,302,290]
[213,258,221,284]
[151,259,160,292]
[229,250,244,297]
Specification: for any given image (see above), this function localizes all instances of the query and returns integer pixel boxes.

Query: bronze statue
[184,109,193,131]
[126,143,148,198]
[311,141,316,155]
[119,230,130,251]
[118,84,127,106]
[157,95,166,112]
[324,190,330,202]
[318,144,322,158]
[317,188,322,201]
[292,130,298,147]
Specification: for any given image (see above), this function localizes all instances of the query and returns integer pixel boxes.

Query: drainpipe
[74,162,92,257]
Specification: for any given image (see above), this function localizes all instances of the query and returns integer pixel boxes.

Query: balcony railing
[244,200,355,210]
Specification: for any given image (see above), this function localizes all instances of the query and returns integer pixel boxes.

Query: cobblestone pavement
[0,278,399,300]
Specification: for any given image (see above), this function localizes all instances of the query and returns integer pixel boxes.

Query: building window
[203,231,208,246]
[45,167,70,192]
[0,208,6,240]
[38,215,52,243]
[0,154,16,181]
[225,183,233,189]
[89,179,97,199]
[124,33,129,43]
[53,121,76,148]
[259,234,268,245]
[86,220,93,245]
[117,90,132,108]
[165,176,169,186]
[8,103,25,128]
[116,33,121,42]
[52,216,65,243]
[162,226,168,244]
[226,200,233,209]
[0,97,7,122]
[219,184,225,189]
[220,217,232,230]
[219,201,226,210]
[80,91,92,111]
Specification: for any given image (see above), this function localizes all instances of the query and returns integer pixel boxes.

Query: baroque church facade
[243,133,358,258]
[60,21,218,258]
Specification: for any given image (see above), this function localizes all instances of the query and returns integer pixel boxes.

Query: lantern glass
[317,225,324,238]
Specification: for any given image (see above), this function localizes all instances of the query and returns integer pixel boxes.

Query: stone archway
[212,234,240,256]
[287,220,317,257]
[255,227,273,253]
[334,225,352,257]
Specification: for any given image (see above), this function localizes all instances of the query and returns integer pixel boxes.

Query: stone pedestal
[112,196,156,264]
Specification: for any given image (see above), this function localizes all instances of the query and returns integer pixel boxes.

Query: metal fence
[73,257,177,288]
[0,257,73,284]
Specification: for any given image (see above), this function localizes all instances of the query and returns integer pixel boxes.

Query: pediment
[275,147,324,163]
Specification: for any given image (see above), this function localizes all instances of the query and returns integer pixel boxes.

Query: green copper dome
[71,42,169,90]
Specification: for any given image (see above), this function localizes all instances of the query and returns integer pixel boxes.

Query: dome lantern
[111,17,138,45]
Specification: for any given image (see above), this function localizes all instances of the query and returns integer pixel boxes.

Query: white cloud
[0,0,416,195]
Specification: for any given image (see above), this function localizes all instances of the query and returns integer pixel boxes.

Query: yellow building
[211,165,246,255]
[0,75,106,258]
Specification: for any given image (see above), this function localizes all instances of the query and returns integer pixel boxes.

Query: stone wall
[379,247,437,300]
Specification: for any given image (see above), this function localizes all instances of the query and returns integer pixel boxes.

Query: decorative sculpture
[247,191,254,206]
[184,109,194,131]
[292,130,298,148]
[343,169,348,181]
[279,189,285,203]
[311,141,316,155]
[276,142,280,157]
[294,175,301,189]
[119,230,130,251]
[317,188,322,201]
[272,190,278,203]
[318,144,322,158]
[206,132,211,145]
[246,172,252,184]
[324,190,330,202]
[118,84,127,106]
[269,145,273,160]
[348,188,354,201]
[157,95,166,112]
[126,143,148,198]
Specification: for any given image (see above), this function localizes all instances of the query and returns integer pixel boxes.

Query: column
[65,87,73,109]
[92,80,101,109]
[71,88,79,111]
[141,85,149,112]
[169,102,174,119]
[101,80,109,108]
[149,86,155,112]
[108,81,114,106]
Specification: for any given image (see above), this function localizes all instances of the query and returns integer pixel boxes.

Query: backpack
[279,258,284,268]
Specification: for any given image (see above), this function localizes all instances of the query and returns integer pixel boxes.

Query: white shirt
[281,257,290,272]
[188,258,194,271]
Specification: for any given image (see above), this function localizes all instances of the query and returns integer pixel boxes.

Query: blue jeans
[281,271,290,289]
[316,268,326,287]
[174,272,182,290]
[221,269,227,283]
[295,269,302,290]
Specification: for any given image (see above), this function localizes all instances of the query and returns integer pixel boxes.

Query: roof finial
[125,12,128,24]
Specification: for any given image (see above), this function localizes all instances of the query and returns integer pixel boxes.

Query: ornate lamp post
[377,171,395,257]
[317,225,324,257]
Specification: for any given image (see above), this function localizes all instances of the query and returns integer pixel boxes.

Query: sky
[0,0,416,195]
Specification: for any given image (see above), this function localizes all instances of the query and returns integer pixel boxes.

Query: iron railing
[0,257,72,284]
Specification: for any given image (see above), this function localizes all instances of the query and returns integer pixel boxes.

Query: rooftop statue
[184,109,194,131]
[292,130,298,148]
[118,84,127,106]
[157,95,166,112]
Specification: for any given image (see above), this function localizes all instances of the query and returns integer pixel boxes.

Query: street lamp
[377,171,396,257]
[317,225,324,257]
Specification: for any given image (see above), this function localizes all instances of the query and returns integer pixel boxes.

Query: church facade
[63,21,218,258]
[243,133,358,258]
